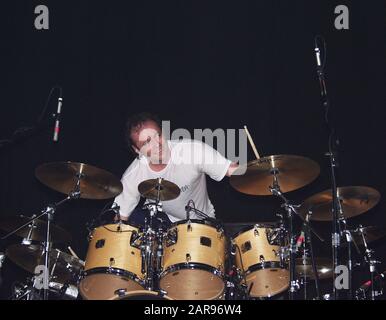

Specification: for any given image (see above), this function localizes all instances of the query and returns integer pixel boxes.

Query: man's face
[130,120,167,164]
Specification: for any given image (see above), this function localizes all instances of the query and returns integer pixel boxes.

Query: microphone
[53,95,63,142]
[0,252,5,287]
[314,36,327,99]
[314,38,322,69]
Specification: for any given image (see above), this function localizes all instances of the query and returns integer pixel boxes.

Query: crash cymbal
[295,257,333,280]
[0,215,71,244]
[6,244,83,283]
[35,162,123,199]
[138,179,180,201]
[298,186,381,221]
[230,155,320,196]
[349,226,386,246]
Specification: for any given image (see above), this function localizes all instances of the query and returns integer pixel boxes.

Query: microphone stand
[269,174,324,300]
[314,35,341,300]
[303,210,321,300]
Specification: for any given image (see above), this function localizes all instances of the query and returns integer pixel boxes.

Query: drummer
[114,112,238,227]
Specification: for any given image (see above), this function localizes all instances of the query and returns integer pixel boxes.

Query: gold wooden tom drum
[160,220,227,300]
[232,224,289,298]
[79,223,145,300]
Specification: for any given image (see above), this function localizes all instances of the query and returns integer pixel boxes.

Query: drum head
[79,274,144,300]
[160,268,224,300]
[246,269,289,298]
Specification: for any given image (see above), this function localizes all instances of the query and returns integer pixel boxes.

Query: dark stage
[0,1,385,301]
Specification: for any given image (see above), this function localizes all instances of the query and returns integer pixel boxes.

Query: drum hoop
[160,262,225,280]
[231,223,278,239]
[80,267,145,286]
[169,219,224,231]
[111,290,172,300]
[244,261,287,275]
[90,221,141,232]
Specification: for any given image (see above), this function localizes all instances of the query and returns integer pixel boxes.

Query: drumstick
[68,246,80,260]
[243,125,260,160]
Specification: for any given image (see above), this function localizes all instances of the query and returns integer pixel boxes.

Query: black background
[0,0,385,299]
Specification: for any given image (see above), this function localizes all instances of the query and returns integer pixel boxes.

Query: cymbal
[298,186,381,221]
[229,155,320,195]
[35,162,123,199]
[138,179,180,201]
[6,244,84,283]
[0,216,71,244]
[349,226,386,246]
[296,257,333,280]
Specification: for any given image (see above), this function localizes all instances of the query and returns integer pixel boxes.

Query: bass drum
[79,223,145,300]
[160,219,227,300]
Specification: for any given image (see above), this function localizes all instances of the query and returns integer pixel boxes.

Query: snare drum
[79,223,145,300]
[159,219,227,300]
[232,224,289,298]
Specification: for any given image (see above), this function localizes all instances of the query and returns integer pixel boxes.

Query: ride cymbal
[35,162,123,199]
[230,155,320,196]
[299,186,381,221]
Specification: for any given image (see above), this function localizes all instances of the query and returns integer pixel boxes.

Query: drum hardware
[337,212,359,300]
[269,173,324,300]
[297,210,322,300]
[2,197,78,300]
[356,270,386,300]
[355,225,383,300]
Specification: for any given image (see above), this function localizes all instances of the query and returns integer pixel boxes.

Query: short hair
[125,112,161,148]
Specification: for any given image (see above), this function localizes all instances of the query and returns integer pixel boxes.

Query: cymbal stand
[141,178,164,290]
[357,225,381,300]
[1,178,82,300]
[269,169,324,300]
[339,213,361,300]
[301,210,321,300]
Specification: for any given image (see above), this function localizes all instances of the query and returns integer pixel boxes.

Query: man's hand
[226,162,239,177]
[114,214,128,222]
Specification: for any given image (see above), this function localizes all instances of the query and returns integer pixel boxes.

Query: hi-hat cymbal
[230,155,320,196]
[138,179,180,201]
[6,244,84,283]
[298,186,381,221]
[295,257,333,280]
[35,162,123,199]
[0,215,71,244]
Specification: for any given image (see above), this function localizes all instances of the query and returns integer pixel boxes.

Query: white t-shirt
[114,139,232,222]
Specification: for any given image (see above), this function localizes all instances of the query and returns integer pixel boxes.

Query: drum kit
[0,154,384,300]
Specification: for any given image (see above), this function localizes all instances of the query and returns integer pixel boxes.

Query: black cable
[37,86,62,124]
